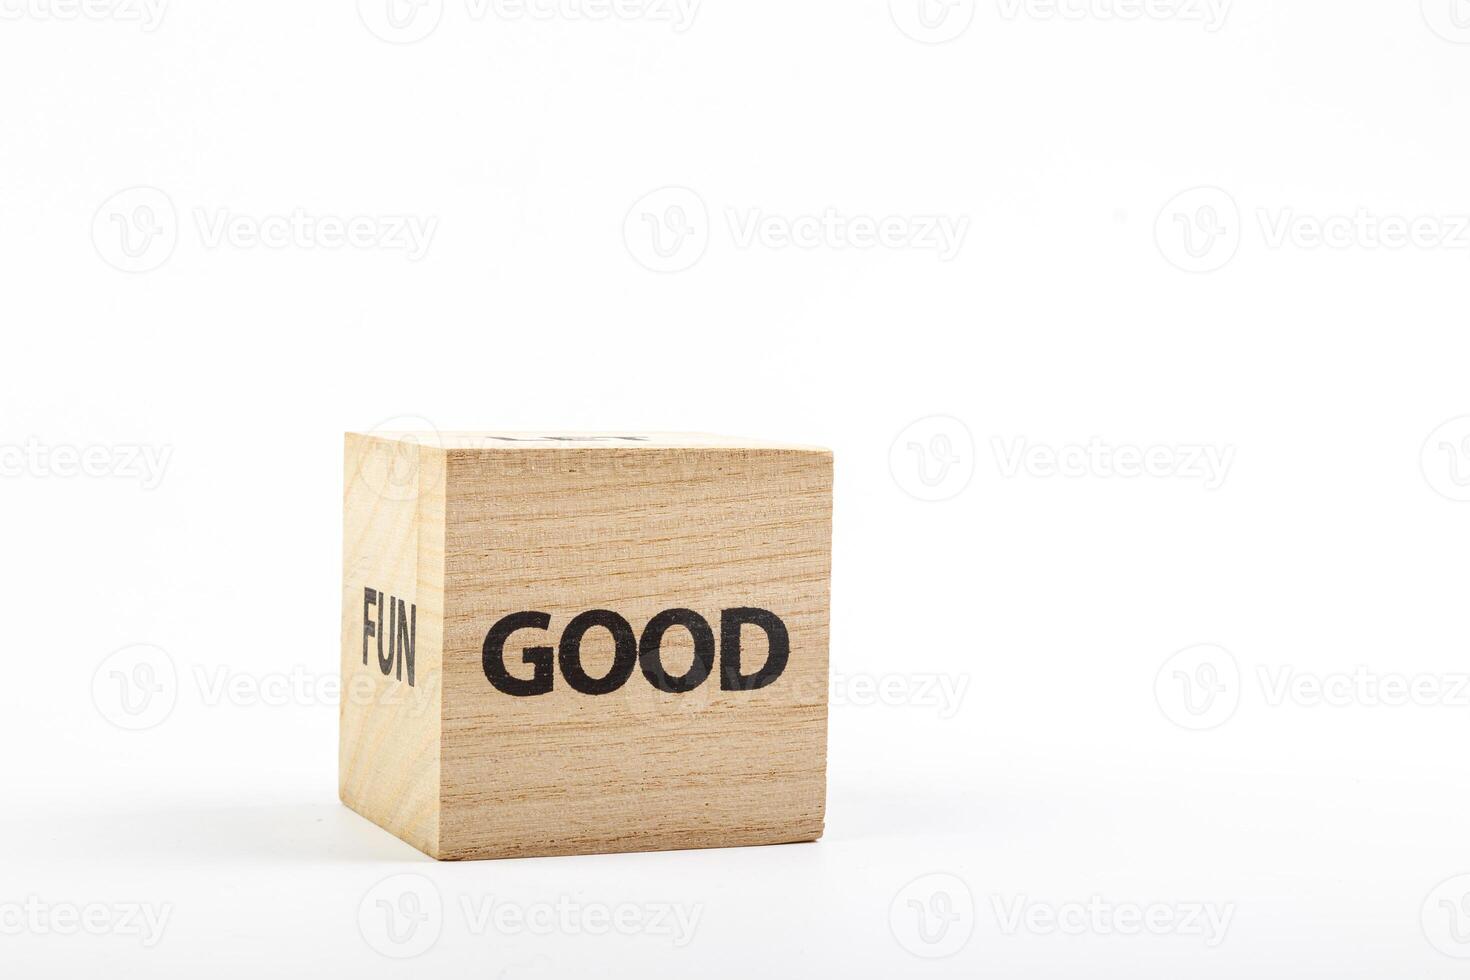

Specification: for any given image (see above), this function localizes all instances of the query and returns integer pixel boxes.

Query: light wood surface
[339,432,446,857]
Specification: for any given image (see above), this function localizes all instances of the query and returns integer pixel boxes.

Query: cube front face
[341,434,831,861]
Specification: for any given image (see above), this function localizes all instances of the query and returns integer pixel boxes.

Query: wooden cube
[339,432,832,860]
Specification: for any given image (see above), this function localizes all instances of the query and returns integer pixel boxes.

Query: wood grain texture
[340,433,831,861]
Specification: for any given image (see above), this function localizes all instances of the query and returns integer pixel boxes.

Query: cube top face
[340,432,832,861]
[363,430,829,451]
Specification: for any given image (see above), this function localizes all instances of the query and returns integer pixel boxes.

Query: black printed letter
[483,611,555,697]
[720,607,790,691]
[559,610,637,695]
[639,608,715,693]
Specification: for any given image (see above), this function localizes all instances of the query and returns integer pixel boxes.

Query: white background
[3,0,1470,976]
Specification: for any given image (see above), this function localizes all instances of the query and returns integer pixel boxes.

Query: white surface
[4,1,1470,976]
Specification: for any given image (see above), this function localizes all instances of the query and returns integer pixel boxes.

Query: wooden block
[340,432,832,860]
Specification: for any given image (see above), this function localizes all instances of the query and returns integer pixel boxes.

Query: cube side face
[438,447,832,860]
[339,433,447,858]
